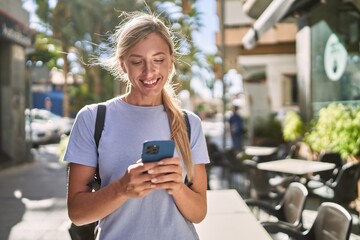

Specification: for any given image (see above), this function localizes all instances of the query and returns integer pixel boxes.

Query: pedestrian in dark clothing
[229,105,244,151]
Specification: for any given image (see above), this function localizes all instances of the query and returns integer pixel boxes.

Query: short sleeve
[185,110,210,165]
[64,104,98,167]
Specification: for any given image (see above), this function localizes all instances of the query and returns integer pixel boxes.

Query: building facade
[216,0,299,122]
[295,0,360,121]
[0,0,33,166]
[217,0,360,123]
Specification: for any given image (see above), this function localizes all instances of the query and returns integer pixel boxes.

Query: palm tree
[35,0,140,116]
[34,0,211,114]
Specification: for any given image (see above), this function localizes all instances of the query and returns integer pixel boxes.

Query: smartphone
[141,140,175,162]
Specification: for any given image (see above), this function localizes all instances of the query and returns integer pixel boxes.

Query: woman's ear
[120,62,127,73]
[171,54,174,66]
[169,54,175,72]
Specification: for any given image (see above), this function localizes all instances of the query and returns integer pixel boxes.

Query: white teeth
[143,79,157,85]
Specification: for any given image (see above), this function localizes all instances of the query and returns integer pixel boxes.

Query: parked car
[25,108,74,147]
[28,108,75,135]
[25,117,61,148]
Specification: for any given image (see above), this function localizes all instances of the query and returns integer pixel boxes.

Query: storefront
[312,1,359,113]
[241,0,359,121]
[297,0,360,120]
[0,1,33,166]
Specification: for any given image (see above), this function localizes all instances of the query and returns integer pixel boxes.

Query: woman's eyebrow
[153,52,166,56]
[128,52,166,58]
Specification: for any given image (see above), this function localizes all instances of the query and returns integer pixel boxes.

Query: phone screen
[142,140,175,162]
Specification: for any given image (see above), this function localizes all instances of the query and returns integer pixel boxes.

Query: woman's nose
[143,62,155,75]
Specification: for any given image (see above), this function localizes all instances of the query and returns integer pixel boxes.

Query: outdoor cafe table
[244,146,278,156]
[257,158,336,176]
[195,189,272,240]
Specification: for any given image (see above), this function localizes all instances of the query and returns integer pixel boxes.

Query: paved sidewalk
[0,144,71,240]
[1,143,360,240]
[208,166,360,240]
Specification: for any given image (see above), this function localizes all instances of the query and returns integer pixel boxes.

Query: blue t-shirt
[64,97,210,240]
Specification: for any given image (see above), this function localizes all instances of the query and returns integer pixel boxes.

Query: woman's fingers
[145,157,183,194]
[121,161,159,197]
[121,157,182,197]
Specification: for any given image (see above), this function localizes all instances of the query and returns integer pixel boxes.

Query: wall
[238,54,297,113]
[0,0,32,166]
[0,43,29,164]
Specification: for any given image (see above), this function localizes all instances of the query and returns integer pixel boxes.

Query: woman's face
[121,32,174,106]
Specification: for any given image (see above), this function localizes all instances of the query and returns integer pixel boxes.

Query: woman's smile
[141,78,160,87]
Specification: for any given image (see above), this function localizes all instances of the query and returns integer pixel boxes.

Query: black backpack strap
[94,104,106,151]
[182,110,193,187]
[183,110,191,142]
[93,104,106,189]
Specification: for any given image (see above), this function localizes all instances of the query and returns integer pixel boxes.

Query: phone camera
[146,145,159,155]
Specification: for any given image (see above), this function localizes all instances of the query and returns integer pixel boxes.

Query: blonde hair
[103,12,194,181]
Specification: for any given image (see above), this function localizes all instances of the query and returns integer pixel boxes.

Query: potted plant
[283,111,306,143]
[282,111,311,159]
[304,103,360,161]
[252,114,283,146]
[304,103,360,207]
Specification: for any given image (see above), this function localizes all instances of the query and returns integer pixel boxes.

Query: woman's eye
[131,61,141,65]
[154,59,164,63]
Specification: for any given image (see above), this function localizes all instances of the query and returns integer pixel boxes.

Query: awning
[241,0,358,50]
[242,0,296,50]
[242,0,272,19]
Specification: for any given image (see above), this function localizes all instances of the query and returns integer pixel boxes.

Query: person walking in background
[44,97,52,111]
[64,11,209,240]
[229,104,245,152]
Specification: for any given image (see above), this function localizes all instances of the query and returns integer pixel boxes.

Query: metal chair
[317,152,343,181]
[246,182,308,228]
[309,162,360,208]
[243,159,291,201]
[263,202,353,240]
[307,152,343,189]
[224,148,248,191]
[206,139,230,190]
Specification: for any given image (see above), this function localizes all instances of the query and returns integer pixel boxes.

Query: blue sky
[22,0,223,99]
[23,0,218,54]
[193,0,218,54]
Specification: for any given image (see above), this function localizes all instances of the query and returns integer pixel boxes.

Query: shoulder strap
[93,104,106,187]
[183,110,191,141]
[182,110,193,187]
[94,104,106,151]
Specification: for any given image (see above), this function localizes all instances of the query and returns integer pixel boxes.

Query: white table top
[206,189,251,214]
[195,190,272,240]
[244,146,278,156]
[257,158,336,175]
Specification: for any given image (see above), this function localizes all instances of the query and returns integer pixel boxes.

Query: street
[1,140,360,240]
[0,116,230,240]
[0,144,71,240]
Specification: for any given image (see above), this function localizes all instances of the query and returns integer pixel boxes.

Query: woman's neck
[122,93,163,106]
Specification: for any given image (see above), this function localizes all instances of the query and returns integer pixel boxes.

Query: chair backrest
[309,202,352,240]
[286,144,298,159]
[332,162,360,204]
[243,159,274,199]
[225,148,247,172]
[206,139,226,167]
[280,182,308,226]
[319,152,343,166]
[318,152,343,181]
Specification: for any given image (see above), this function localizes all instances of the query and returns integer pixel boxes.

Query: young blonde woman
[65,12,210,240]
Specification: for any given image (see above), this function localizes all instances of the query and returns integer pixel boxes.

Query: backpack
[68,104,191,240]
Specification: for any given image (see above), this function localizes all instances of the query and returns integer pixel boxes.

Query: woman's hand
[119,160,159,198]
[146,157,183,195]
